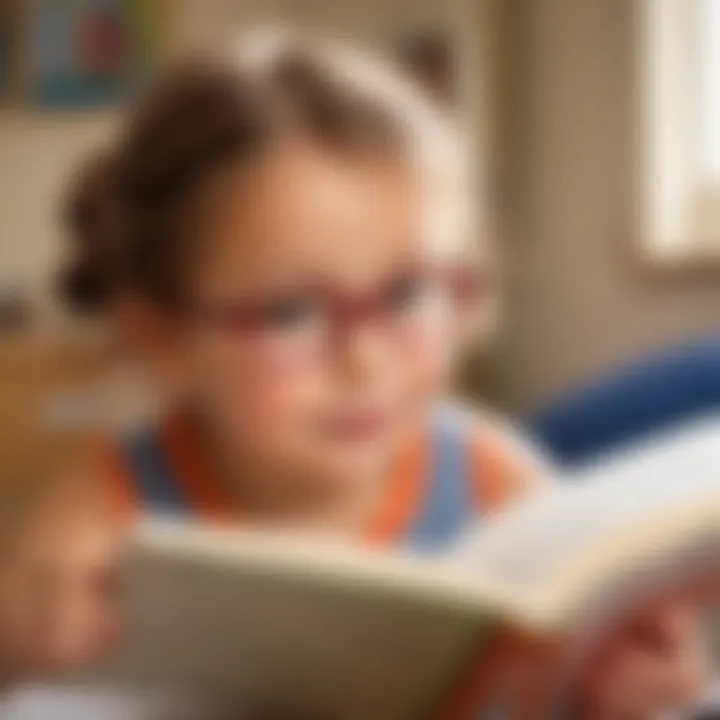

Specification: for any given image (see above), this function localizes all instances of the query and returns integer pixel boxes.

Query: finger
[43,521,123,669]
[630,602,699,650]
[585,643,708,719]
[0,563,51,678]
[6,515,122,675]
[583,646,661,718]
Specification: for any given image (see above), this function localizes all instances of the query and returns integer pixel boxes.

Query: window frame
[637,0,720,272]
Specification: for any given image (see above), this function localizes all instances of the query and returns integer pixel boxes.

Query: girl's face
[164,141,473,485]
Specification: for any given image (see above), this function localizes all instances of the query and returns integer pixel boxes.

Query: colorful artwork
[32,0,161,108]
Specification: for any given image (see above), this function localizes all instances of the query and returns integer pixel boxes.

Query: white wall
[496,0,720,411]
[0,112,117,318]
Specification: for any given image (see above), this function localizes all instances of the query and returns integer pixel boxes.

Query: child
[0,30,707,717]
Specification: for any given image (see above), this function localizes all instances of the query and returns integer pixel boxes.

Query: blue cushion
[527,336,720,466]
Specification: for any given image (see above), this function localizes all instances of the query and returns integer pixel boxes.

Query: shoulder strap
[120,428,190,516]
[405,406,475,553]
[95,440,139,521]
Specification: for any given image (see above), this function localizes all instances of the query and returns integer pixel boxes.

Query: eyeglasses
[186,265,488,364]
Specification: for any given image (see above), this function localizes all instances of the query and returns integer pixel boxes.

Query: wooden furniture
[0,331,152,509]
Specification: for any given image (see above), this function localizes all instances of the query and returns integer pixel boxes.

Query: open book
[84,459,720,720]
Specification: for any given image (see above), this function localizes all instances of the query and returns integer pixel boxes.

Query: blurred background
[0,0,719,484]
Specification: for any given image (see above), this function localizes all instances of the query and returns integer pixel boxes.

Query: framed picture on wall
[30,0,163,109]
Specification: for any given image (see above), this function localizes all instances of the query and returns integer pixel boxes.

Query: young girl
[0,30,707,718]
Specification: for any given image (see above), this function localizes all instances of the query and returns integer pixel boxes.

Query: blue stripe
[405,407,473,554]
[121,429,189,515]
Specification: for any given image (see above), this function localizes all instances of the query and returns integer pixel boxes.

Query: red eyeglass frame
[184,265,490,334]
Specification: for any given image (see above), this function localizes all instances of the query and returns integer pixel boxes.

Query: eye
[381,273,432,313]
[259,295,322,330]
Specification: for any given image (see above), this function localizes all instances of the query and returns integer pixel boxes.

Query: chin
[322,437,395,478]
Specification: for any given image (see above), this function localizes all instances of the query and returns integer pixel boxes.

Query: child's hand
[0,475,123,685]
[575,600,709,719]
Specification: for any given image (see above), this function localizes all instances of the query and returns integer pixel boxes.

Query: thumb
[44,518,124,671]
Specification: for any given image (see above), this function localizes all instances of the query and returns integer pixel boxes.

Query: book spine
[431,627,566,720]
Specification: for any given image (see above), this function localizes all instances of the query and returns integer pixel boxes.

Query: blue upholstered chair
[527,336,720,467]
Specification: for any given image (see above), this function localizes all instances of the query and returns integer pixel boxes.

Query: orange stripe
[160,413,235,522]
[96,439,140,523]
[468,431,513,515]
[364,432,427,545]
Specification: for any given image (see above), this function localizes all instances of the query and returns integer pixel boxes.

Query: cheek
[404,320,456,395]
[192,335,325,440]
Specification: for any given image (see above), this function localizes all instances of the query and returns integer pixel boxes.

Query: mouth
[322,406,392,442]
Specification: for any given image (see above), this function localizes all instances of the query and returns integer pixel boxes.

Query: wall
[0,112,116,321]
[496,0,720,411]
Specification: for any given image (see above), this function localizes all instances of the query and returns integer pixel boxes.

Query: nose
[331,308,393,385]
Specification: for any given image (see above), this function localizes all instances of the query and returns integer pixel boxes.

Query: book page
[83,525,502,720]
[456,414,720,616]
